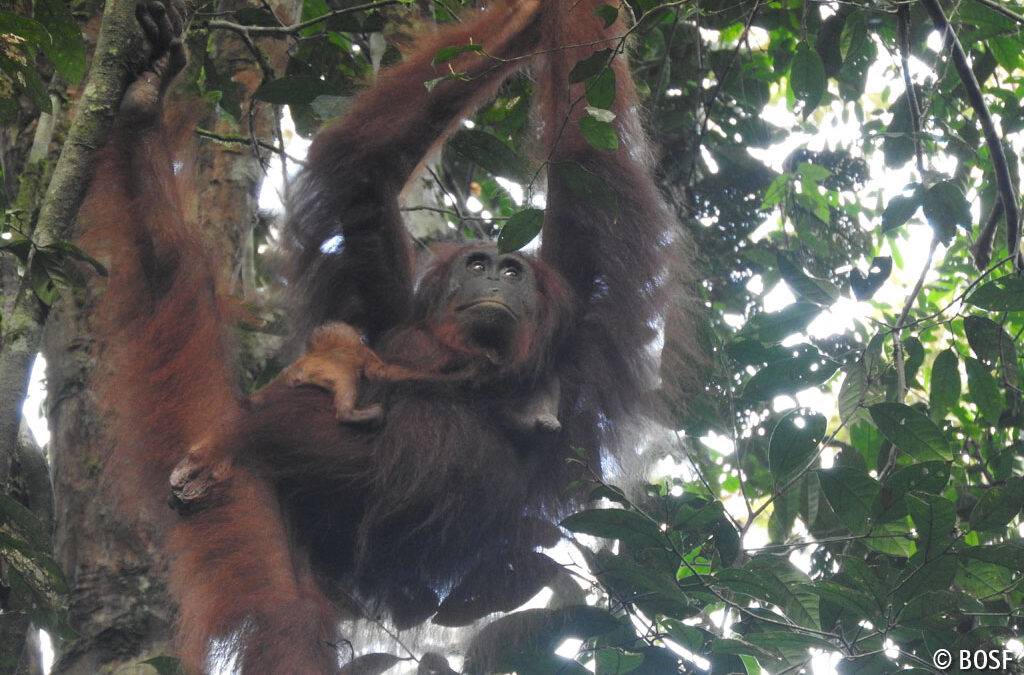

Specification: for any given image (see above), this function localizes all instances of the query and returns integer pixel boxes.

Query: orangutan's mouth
[458,299,517,319]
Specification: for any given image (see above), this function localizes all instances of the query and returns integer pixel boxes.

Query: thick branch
[897,4,924,175]
[921,0,1022,271]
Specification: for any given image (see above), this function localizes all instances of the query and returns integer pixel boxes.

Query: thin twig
[880,253,1014,334]
[882,235,940,478]
[970,0,1024,25]
[195,128,306,165]
[650,7,683,112]
[691,0,761,180]
[921,0,1022,271]
[273,109,290,203]
[400,205,509,221]
[207,0,403,36]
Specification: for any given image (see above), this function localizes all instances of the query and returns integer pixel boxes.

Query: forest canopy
[1,0,1023,673]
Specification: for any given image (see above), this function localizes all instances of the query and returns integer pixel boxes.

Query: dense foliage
[2,0,1024,673]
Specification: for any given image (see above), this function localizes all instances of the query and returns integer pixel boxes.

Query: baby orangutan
[171,322,561,510]
[279,322,562,432]
[276,322,421,424]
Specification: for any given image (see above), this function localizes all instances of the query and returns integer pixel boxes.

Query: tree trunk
[42,1,300,670]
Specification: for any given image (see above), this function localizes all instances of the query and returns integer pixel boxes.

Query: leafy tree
[2,0,1023,672]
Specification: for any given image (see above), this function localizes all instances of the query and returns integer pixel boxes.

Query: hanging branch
[921,0,1022,272]
[897,4,924,175]
[971,0,1024,25]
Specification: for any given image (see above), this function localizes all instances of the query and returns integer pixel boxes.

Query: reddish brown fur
[76,0,699,672]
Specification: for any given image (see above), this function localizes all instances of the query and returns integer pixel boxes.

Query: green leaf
[966,276,1024,311]
[989,36,1021,70]
[969,479,1024,532]
[595,648,643,675]
[579,116,619,151]
[586,68,617,109]
[672,500,724,531]
[881,462,950,509]
[849,256,892,300]
[663,621,710,652]
[594,4,619,28]
[964,315,1017,367]
[589,484,630,507]
[0,12,48,43]
[777,254,839,305]
[868,402,951,461]
[497,208,544,253]
[742,346,837,401]
[960,543,1024,571]
[29,257,57,306]
[838,359,888,426]
[806,580,880,622]
[956,558,1014,598]
[338,653,402,674]
[595,551,695,618]
[883,93,916,167]
[836,556,886,602]
[769,410,826,481]
[570,49,613,83]
[449,128,528,180]
[744,302,822,342]
[796,162,832,184]
[45,241,108,277]
[863,519,914,557]
[466,606,618,673]
[964,356,1005,424]
[761,174,789,210]
[743,631,837,662]
[253,77,332,105]
[902,337,924,385]
[34,0,86,83]
[432,42,484,65]
[140,656,184,675]
[898,589,961,628]
[0,494,50,549]
[929,349,960,422]
[790,43,826,113]
[894,553,956,603]
[560,508,664,548]
[721,556,821,628]
[585,106,616,123]
[817,467,879,535]
[711,638,776,663]
[837,12,875,99]
[881,190,922,231]
[922,180,971,242]
[906,493,955,559]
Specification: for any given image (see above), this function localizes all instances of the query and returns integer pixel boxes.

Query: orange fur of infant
[275,322,430,423]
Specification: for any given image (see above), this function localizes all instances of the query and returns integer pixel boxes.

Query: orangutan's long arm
[285,0,543,343]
